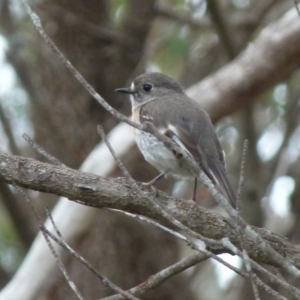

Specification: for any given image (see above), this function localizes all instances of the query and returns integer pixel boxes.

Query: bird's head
[115,72,184,107]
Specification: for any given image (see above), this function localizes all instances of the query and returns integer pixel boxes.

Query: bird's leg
[192,177,197,201]
[142,172,167,197]
[142,172,166,187]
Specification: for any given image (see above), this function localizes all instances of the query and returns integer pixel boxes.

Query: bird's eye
[143,84,153,92]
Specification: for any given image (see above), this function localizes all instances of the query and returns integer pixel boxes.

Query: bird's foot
[141,172,167,197]
[140,181,158,198]
[142,172,166,187]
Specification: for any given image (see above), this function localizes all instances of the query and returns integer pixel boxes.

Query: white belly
[135,130,194,178]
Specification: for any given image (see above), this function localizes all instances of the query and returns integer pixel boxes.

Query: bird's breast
[135,130,194,178]
[131,107,140,135]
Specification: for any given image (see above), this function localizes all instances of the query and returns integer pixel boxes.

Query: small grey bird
[116,72,236,208]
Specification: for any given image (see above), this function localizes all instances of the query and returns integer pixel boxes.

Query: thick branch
[1,152,299,268]
[187,9,300,121]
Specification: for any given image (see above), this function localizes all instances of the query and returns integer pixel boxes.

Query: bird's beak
[115,87,135,94]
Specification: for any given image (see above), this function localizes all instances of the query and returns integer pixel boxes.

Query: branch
[21,0,300,125]
[155,0,280,34]
[187,8,300,121]
[43,209,139,300]
[36,3,138,50]
[102,253,208,300]
[0,124,137,300]
[0,152,299,269]
[206,0,238,58]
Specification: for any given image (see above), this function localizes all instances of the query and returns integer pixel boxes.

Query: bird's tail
[206,161,237,209]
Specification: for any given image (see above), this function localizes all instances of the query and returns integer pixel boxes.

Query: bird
[115,72,236,208]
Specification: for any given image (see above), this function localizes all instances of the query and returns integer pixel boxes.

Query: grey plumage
[116,72,237,208]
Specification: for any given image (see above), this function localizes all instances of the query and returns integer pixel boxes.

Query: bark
[0,152,299,269]
[187,9,300,122]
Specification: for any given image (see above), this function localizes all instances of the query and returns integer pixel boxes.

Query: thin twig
[253,274,287,300]
[98,125,290,300]
[114,211,299,299]
[13,185,85,300]
[22,133,65,167]
[250,260,300,299]
[97,126,136,185]
[42,225,140,300]
[209,173,300,278]
[222,240,287,300]
[20,0,142,131]
[40,223,85,300]
[13,182,139,300]
[101,253,208,300]
[45,208,140,300]
[203,2,300,280]
[237,139,248,212]
[97,126,220,248]
[236,140,260,300]
[97,127,247,276]
[246,250,261,300]
[223,238,300,299]
[20,0,201,181]
[20,0,300,286]
[111,209,187,241]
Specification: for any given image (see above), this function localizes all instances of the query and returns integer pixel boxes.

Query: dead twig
[45,208,140,300]
[13,185,85,300]
[101,254,207,300]
[12,182,139,300]
[236,140,260,300]
[22,133,65,167]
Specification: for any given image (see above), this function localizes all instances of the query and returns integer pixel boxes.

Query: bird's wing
[140,96,236,208]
